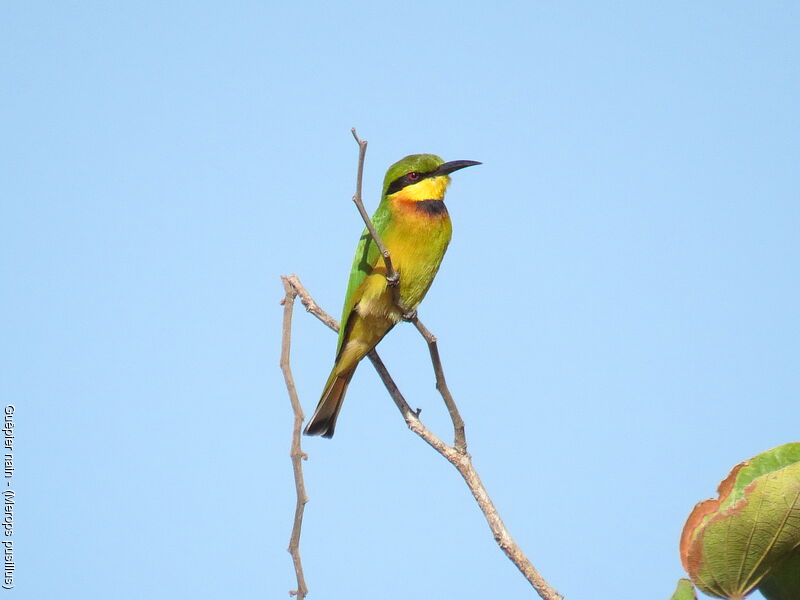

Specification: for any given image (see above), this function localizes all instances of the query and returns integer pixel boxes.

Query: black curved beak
[436,160,482,176]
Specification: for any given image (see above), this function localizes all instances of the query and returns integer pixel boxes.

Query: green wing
[335,200,392,355]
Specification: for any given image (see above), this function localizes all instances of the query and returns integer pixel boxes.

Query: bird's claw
[386,272,400,286]
[401,309,417,322]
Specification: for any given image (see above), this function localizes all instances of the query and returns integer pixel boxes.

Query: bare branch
[346,130,464,450]
[286,273,339,332]
[410,317,467,453]
[281,275,563,600]
[349,128,408,314]
[283,274,419,425]
[280,276,309,599]
[281,130,560,600]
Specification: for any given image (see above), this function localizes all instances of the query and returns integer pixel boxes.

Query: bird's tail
[303,367,357,438]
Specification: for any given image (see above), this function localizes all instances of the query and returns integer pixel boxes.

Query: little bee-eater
[304,154,480,438]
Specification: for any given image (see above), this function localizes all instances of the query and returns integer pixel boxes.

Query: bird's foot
[385,272,400,287]
[401,309,417,322]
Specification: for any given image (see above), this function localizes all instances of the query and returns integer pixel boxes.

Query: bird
[304,153,480,438]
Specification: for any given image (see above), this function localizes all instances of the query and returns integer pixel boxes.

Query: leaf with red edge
[680,443,800,600]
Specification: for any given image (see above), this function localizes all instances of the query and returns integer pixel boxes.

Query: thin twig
[282,274,563,600]
[410,317,467,452]
[280,277,309,599]
[347,130,460,448]
[284,273,419,424]
[349,128,408,314]
[289,275,339,331]
[285,273,420,431]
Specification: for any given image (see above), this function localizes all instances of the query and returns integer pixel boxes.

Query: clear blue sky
[3,3,798,599]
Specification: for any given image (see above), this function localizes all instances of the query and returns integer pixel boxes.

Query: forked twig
[280,278,308,599]
[348,128,462,446]
[282,274,562,600]
[284,274,417,423]
[280,130,561,600]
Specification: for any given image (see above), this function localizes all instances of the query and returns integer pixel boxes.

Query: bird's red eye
[407,171,419,181]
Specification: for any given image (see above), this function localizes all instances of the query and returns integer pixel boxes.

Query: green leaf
[669,578,697,600]
[680,443,800,600]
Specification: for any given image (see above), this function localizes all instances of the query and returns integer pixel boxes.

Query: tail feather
[303,368,356,438]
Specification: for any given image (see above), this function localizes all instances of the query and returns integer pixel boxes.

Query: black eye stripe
[385,169,437,196]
